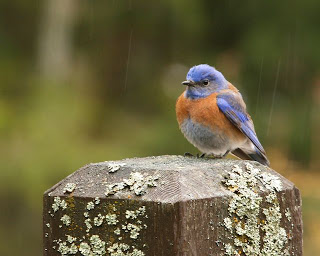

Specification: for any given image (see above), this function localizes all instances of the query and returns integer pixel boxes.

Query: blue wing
[216,93,266,155]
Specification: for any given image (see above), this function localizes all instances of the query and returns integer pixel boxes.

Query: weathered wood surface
[43,155,302,256]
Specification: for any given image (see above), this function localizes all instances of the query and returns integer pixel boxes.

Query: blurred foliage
[0,0,319,255]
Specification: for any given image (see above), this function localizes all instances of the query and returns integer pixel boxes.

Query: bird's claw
[184,152,207,158]
[197,153,206,158]
[222,150,230,158]
[184,152,194,157]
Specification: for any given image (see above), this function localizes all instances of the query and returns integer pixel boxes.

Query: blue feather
[217,94,265,154]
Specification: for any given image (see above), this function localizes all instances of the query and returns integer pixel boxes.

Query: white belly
[180,118,246,156]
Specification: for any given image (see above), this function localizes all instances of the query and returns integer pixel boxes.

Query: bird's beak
[181,80,195,86]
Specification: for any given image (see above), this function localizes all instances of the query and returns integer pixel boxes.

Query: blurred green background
[1,0,319,255]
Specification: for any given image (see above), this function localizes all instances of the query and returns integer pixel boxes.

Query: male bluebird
[176,64,270,166]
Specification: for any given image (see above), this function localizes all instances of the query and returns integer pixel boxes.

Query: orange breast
[176,91,244,140]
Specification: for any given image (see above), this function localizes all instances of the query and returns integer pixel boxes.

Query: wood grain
[43,155,302,256]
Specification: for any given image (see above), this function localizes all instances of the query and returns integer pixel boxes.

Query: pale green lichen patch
[222,163,289,255]
[57,241,78,255]
[122,223,144,239]
[105,172,159,196]
[66,235,77,243]
[95,197,100,205]
[79,242,91,255]
[105,213,119,225]
[224,243,238,256]
[121,205,148,240]
[223,164,262,255]
[60,215,71,226]
[63,183,76,193]
[87,201,95,211]
[223,218,233,231]
[55,236,78,255]
[125,206,146,220]
[105,182,126,196]
[261,206,288,255]
[90,235,106,255]
[105,203,148,253]
[285,208,292,221]
[52,196,68,213]
[49,185,148,255]
[93,214,105,227]
[107,243,145,256]
[107,162,127,173]
[265,191,277,204]
[114,227,121,235]
[257,172,282,192]
[84,218,92,233]
[78,235,106,256]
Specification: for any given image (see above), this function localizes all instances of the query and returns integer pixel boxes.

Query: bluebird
[176,64,270,166]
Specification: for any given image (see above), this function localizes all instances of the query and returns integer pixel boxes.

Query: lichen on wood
[222,163,290,256]
[43,155,302,256]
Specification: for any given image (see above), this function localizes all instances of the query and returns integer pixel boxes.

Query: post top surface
[45,155,295,203]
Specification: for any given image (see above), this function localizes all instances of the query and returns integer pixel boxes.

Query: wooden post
[43,155,302,255]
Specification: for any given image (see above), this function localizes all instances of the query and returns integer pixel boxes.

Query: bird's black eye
[202,79,209,86]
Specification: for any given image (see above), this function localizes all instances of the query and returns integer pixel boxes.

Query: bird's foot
[222,150,230,158]
[184,152,194,157]
[196,153,206,158]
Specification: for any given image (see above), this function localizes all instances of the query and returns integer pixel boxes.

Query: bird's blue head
[182,64,228,99]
